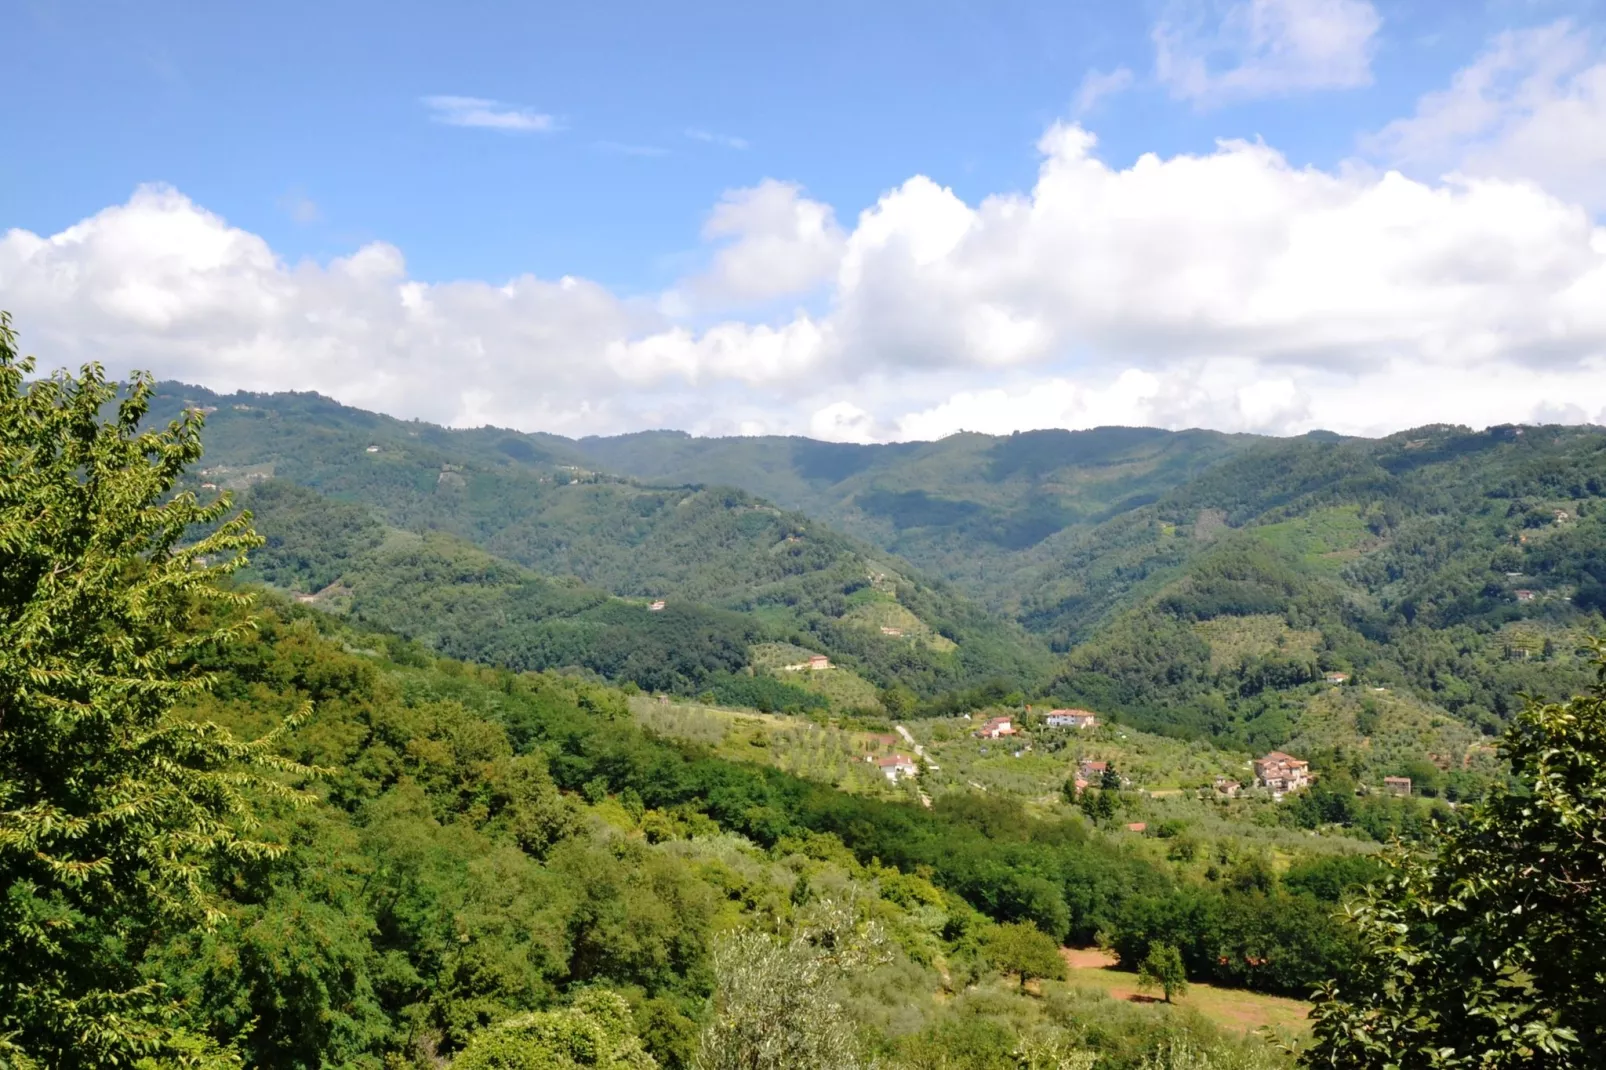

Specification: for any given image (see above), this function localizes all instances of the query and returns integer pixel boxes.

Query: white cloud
[1368,20,1606,211]
[810,401,878,443]
[1073,67,1134,116]
[423,95,557,132]
[1154,0,1381,105]
[686,128,750,150]
[5,117,1606,443]
[686,179,846,305]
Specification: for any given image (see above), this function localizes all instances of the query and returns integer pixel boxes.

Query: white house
[1045,709,1098,729]
[875,754,919,783]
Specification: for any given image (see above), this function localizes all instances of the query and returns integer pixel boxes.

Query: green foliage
[985,922,1067,993]
[1304,642,1606,1067]
[695,897,886,1070]
[0,320,308,1067]
[450,990,657,1069]
[1137,944,1189,1004]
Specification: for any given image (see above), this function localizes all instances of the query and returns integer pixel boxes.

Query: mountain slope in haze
[151,385,1052,702]
[576,426,1261,606]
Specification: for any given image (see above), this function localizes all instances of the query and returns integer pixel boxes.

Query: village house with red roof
[1253,751,1310,796]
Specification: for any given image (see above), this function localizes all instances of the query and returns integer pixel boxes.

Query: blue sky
[4,0,1606,440]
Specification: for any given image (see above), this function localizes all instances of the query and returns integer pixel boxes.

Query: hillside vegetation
[155,383,1606,768]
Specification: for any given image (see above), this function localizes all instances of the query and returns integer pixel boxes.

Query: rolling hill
[153,382,1606,752]
[151,385,1052,707]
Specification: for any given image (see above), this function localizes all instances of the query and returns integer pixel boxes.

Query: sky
[4,0,1606,442]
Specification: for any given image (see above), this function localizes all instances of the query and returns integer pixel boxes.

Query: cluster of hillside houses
[972,708,1098,739]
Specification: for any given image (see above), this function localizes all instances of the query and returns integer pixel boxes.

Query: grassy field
[1059,949,1310,1039]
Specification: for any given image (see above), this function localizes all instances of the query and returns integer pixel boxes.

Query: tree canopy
[1304,642,1606,1067]
[0,318,306,1067]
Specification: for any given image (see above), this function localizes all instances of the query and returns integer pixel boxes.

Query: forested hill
[151,382,1606,747]
[149,384,1052,705]
[577,425,1263,602]
[1025,423,1606,742]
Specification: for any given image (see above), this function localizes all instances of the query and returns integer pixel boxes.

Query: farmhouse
[1383,776,1412,797]
[1515,589,1536,602]
[1078,759,1108,779]
[875,754,919,783]
[879,626,903,636]
[1324,672,1350,684]
[648,600,666,612]
[1045,709,1098,729]
[808,654,830,670]
[974,716,1016,739]
[1253,751,1310,796]
[1213,777,1241,797]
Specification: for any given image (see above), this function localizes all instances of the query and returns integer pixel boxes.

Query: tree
[1137,942,1188,1004]
[696,897,886,1070]
[451,989,657,1070]
[0,316,309,1067]
[986,921,1066,994]
[1304,641,1606,1068]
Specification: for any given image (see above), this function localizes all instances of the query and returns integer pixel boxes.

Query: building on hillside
[648,600,666,612]
[1071,776,1089,796]
[974,716,1016,739]
[1125,822,1147,833]
[1555,509,1570,522]
[1383,776,1412,797]
[365,445,380,453]
[1253,751,1310,796]
[879,626,904,636]
[808,654,830,670]
[1324,672,1350,684]
[1045,709,1099,729]
[875,754,919,783]
[1515,589,1536,602]
[1213,777,1242,797]
[1078,759,1108,780]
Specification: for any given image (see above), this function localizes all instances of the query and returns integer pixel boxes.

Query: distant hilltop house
[1213,777,1242,798]
[1078,759,1108,779]
[974,715,1016,739]
[1383,776,1412,797]
[1515,589,1536,602]
[1045,709,1098,729]
[874,754,919,783]
[781,653,832,672]
[1324,672,1350,684]
[648,600,666,612]
[1253,751,1310,796]
[365,445,380,453]
[1555,509,1570,522]
[1070,776,1089,796]
[879,626,903,637]
[1125,822,1148,833]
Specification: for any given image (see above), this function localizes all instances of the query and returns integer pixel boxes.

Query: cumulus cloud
[686,179,847,305]
[422,95,557,132]
[1154,0,1381,105]
[4,114,1606,443]
[1368,20,1606,212]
